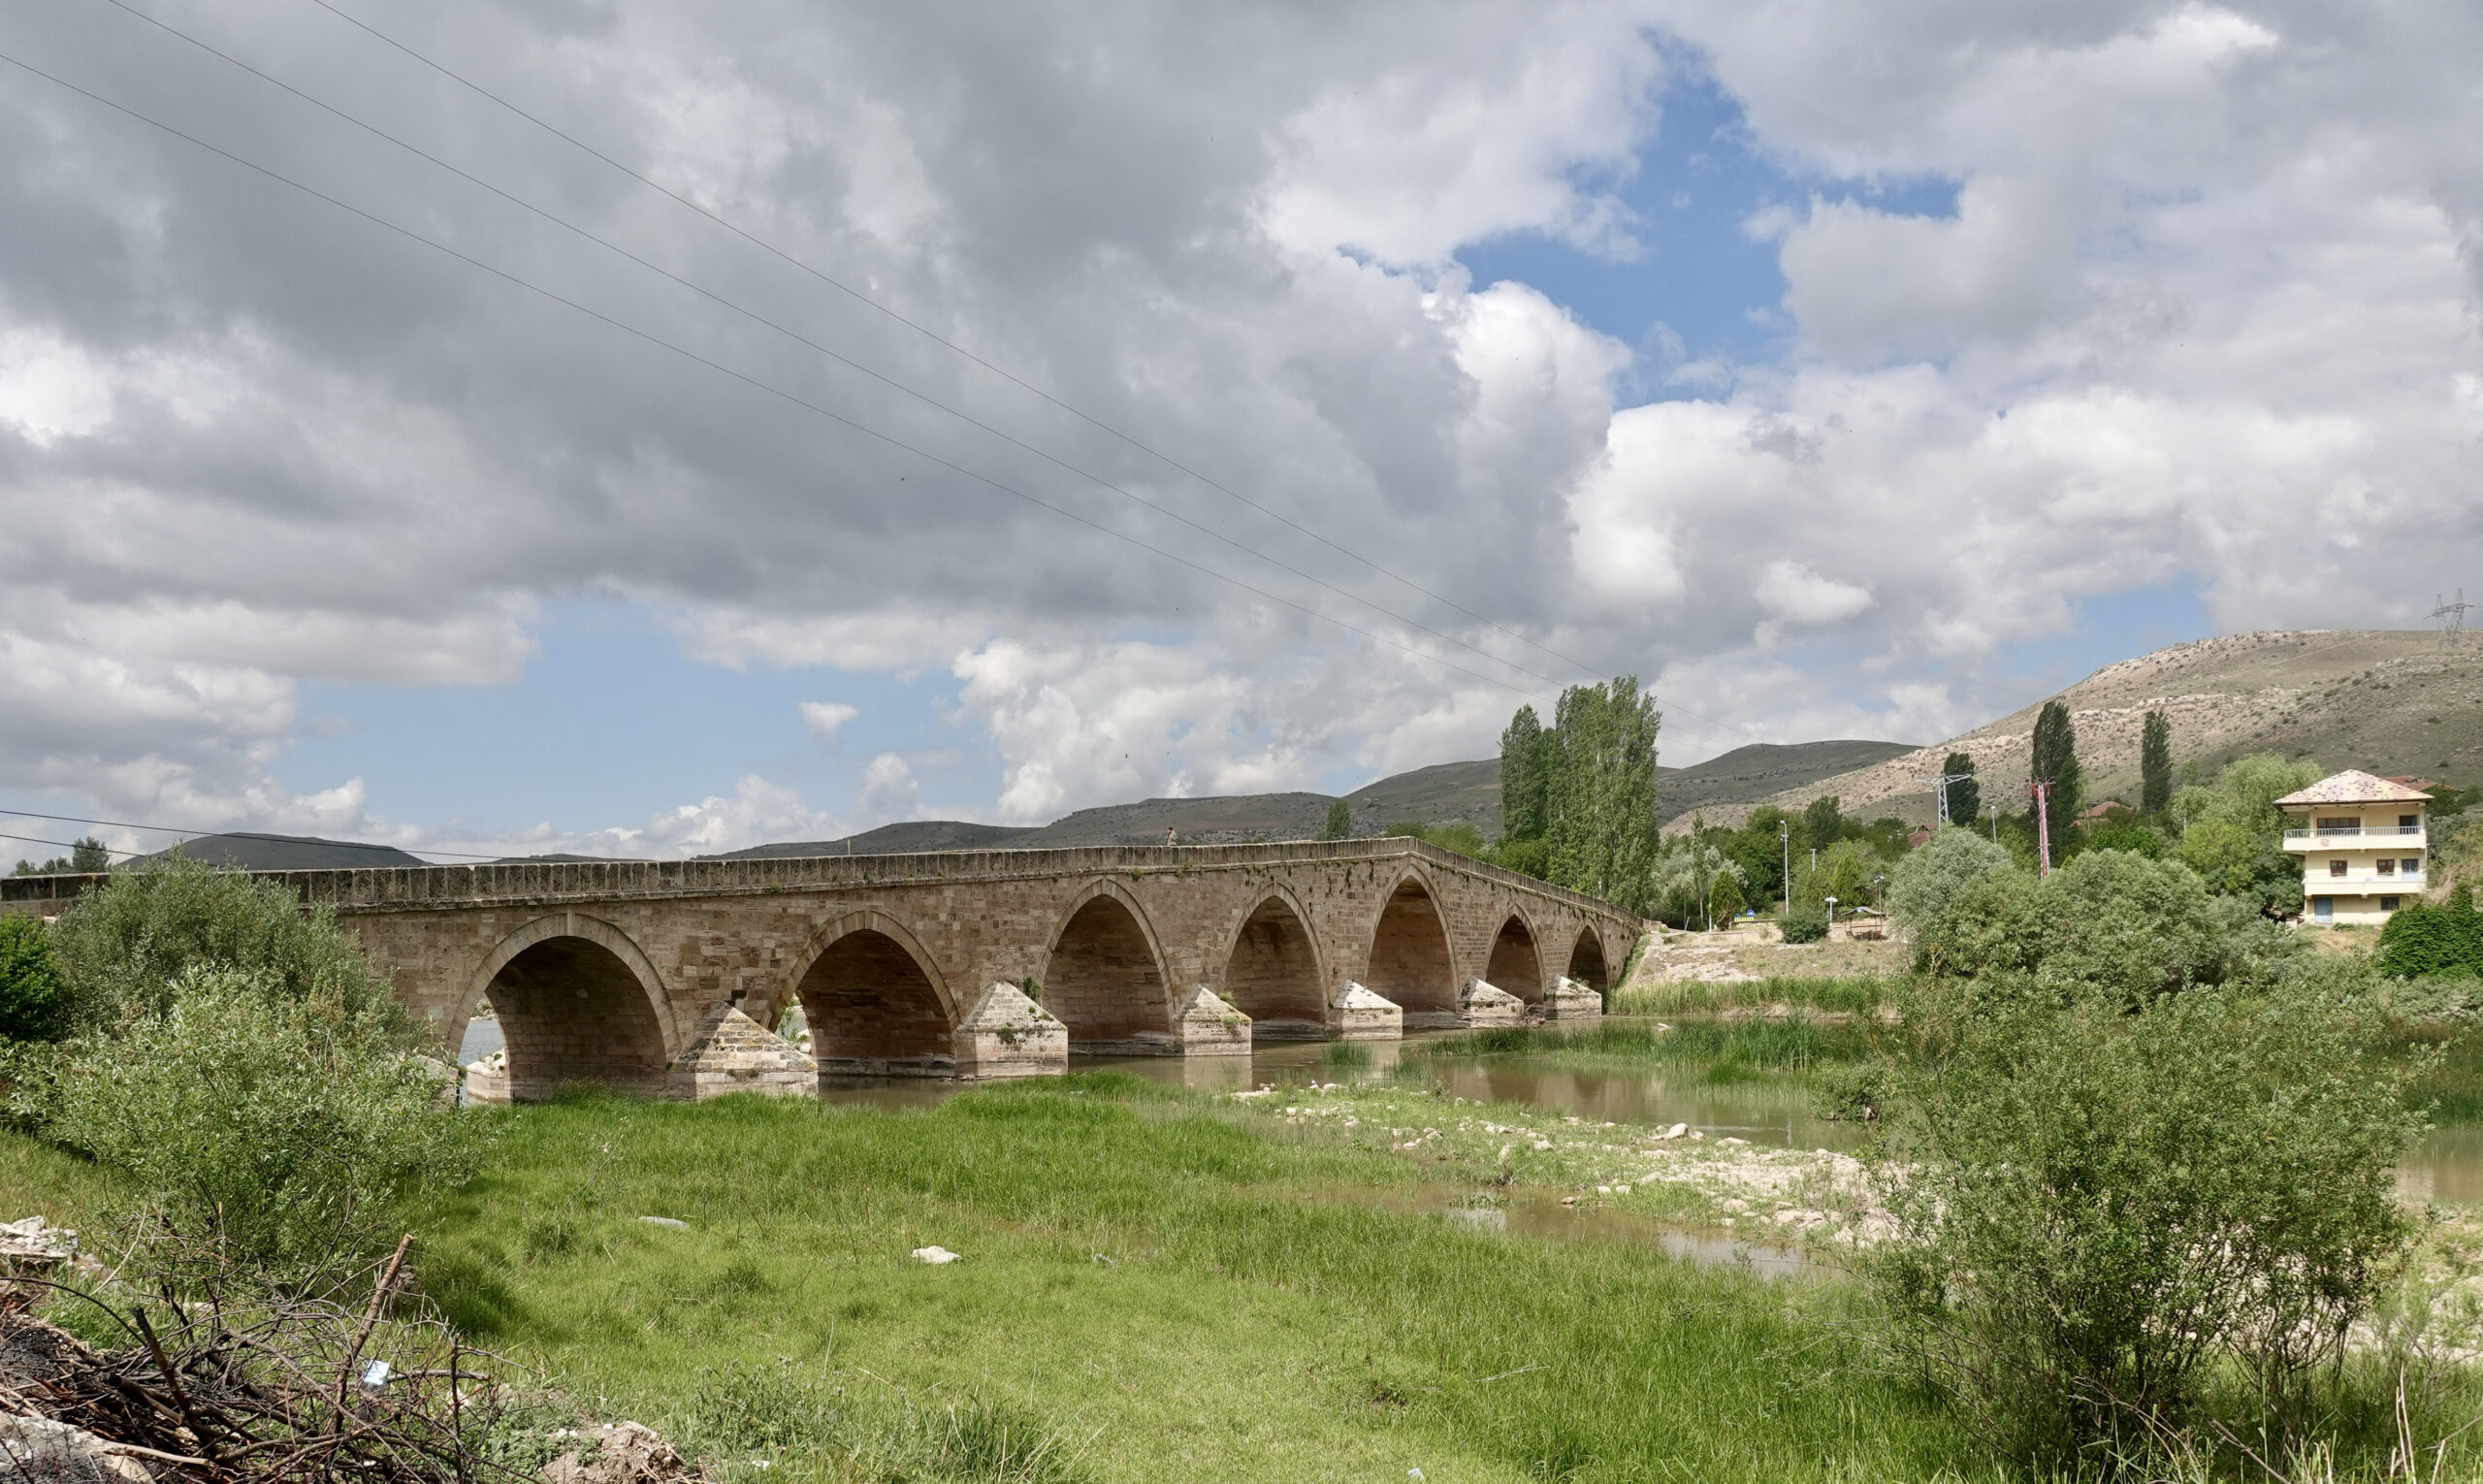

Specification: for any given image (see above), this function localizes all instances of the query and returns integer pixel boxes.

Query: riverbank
[409,1081,1980,1483]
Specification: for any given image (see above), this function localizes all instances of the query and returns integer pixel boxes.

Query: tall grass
[2394,1016,2483,1124]
[1608,974,1897,1017]
[1409,1019,1875,1081]
[414,1079,1986,1483]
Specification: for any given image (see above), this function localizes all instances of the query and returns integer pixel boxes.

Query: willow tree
[1545,678,1662,911]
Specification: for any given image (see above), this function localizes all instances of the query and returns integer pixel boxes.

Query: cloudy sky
[2,0,2478,863]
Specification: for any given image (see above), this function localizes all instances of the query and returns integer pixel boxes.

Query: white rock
[637,1215,688,1230]
[912,1245,961,1265]
[1662,1122,1689,1140]
[0,1413,153,1484]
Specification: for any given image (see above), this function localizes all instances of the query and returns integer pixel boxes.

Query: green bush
[1887,826,2012,948]
[1915,849,2290,1001]
[2377,893,2483,980]
[1869,981,2425,1464]
[1779,908,1827,944]
[0,915,71,1043]
[49,856,396,1032]
[46,966,467,1288]
[1491,835,1551,880]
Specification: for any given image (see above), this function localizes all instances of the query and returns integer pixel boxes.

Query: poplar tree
[1498,705,1550,843]
[2028,699,2084,846]
[1943,752,1980,827]
[2141,709,2174,818]
[1545,678,1662,910]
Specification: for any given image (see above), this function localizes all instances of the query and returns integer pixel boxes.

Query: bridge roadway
[0,838,1641,1100]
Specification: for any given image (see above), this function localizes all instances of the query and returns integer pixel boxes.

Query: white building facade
[2274,770,2432,927]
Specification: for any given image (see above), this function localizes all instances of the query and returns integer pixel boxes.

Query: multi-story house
[2273,770,2431,926]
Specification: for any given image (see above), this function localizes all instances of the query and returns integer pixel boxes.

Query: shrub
[49,856,396,1032]
[1779,908,1827,944]
[1887,826,2012,946]
[2377,893,2483,980]
[1916,849,2290,1000]
[1491,835,1551,880]
[1869,982,2426,1464]
[47,966,468,1288]
[0,915,71,1042]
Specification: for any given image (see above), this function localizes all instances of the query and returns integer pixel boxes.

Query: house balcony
[2282,824,2424,852]
[2310,870,2423,890]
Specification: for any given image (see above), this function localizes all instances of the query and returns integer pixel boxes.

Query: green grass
[403,1075,1983,1484]
[1608,974,1898,1017]
[2396,1018,2483,1124]
[1412,1018,1877,1084]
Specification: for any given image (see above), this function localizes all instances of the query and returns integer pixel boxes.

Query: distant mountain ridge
[708,738,1919,859]
[1668,629,2483,833]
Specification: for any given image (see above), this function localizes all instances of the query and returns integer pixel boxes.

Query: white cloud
[853,752,919,825]
[1754,561,1874,627]
[4,0,2481,850]
[798,701,859,748]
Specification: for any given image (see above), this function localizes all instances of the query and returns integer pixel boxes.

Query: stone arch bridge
[1,839,1639,1101]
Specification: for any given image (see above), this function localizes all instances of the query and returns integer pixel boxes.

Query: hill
[136,832,429,870]
[708,738,1916,859]
[1677,629,2483,831]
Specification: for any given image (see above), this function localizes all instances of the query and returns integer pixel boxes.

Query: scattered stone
[542,1421,694,1484]
[911,1245,961,1265]
[636,1216,688,1231]
[0,1216,76,1273]
[0,1412,153,1484]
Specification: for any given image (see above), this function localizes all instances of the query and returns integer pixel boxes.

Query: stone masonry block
[668,1002,819,1101]
[953,982,1068,1080]
[1332,982,1403,1041]
[1169,984,1251,1055]
[1459,977,1526,1027]
[1545,974,1604,1019]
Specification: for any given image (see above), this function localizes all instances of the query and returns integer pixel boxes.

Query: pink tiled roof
[2273,769,2434,807]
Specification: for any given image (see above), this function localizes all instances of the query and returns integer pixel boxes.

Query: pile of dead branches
[0,1237,603,1484]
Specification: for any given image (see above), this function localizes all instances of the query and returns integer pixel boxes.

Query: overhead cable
[0,46,1573,711]
[285,0,1783,752]
[88,0,1623,702]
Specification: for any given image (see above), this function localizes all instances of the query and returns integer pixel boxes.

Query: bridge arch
[463,914,677,1101]
[1218,888,1328,1039]
[1566,925,1612,992]
[1042,880,1175,1050]
[788,911,957,1078]
[1365,868,1457,1022]
[1484,911,1546,1003]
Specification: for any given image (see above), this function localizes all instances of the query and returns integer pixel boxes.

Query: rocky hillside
[1676,629,2483,831]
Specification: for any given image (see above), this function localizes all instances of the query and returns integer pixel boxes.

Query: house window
[2316,817,2358,831]
[2381,896,2402,912]
[2402,815,2421,830]
[2330,858,2347,877]
[2404,858,2423,874]
[2378,858,2397,877]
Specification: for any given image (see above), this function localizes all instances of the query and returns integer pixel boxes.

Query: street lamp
[1823,894,1838,932]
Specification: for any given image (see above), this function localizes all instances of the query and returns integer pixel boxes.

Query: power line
[0,808,512,861]
[0,47,1579,713]
[0,828,145,861]
[91,0,1598,703]
[284,0,1783,755]
[292,0,1619,690]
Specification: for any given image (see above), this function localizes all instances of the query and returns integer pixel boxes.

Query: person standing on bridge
[1165,826,1177,846]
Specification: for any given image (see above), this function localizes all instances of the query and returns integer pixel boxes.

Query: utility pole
[1779,823,1790,920]
[1914,771,1976,826]
[2433,590,2470,649]
[2030,780,2053,878]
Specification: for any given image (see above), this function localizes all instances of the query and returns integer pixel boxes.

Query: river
[456,1016,2483,1204]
